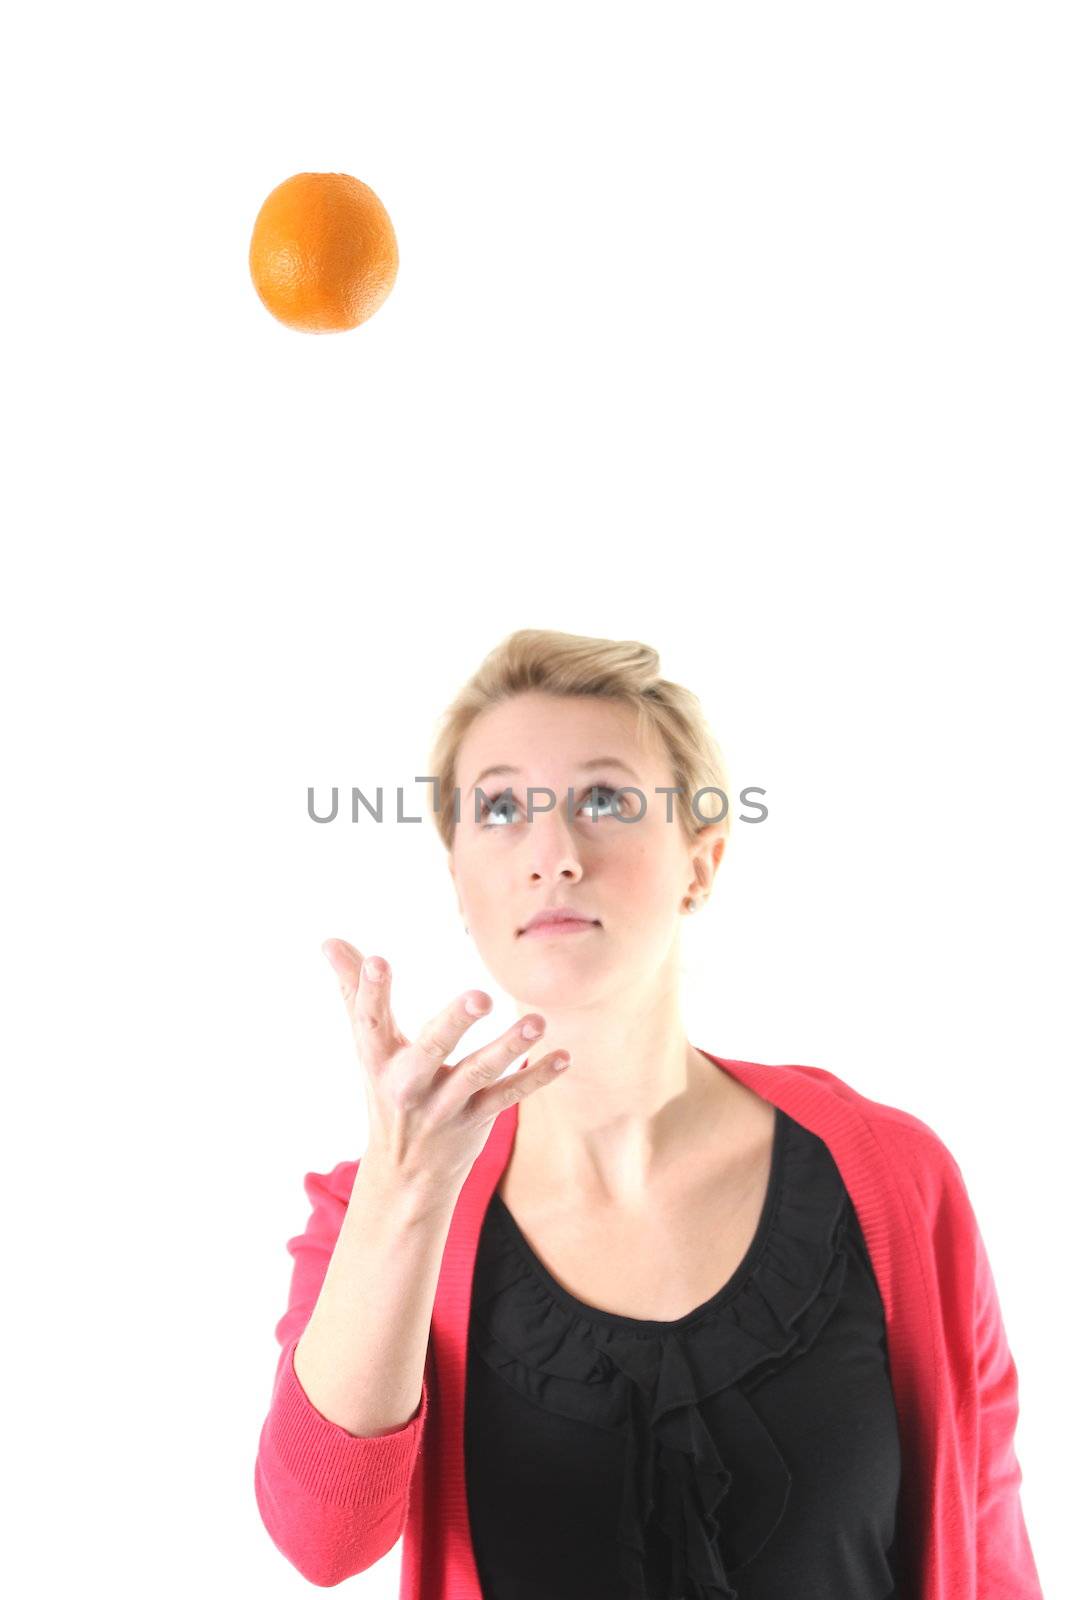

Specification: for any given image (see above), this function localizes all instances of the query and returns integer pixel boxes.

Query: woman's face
[448,691,723,1007]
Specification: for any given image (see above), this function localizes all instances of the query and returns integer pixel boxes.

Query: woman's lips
[521,918,600,939]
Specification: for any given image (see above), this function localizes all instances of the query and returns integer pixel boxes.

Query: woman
[254,629,1042,1599]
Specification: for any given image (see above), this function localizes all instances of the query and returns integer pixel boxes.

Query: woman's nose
[523,805,583,881]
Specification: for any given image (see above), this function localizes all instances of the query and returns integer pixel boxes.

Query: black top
[464,1106,902,1600]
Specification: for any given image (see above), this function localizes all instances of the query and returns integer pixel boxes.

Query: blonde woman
[255,629,1041,1600]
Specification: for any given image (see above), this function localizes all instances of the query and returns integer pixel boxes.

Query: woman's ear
[689,821,726,901]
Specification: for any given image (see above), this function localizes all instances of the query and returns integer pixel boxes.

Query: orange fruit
[249,171,398,334]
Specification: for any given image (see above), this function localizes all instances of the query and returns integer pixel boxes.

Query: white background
[4,1,1062,1594]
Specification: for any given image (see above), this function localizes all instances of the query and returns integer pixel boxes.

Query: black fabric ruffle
[469,1112,852,1600]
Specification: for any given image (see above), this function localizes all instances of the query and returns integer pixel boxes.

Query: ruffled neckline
[469,1107,853,1599]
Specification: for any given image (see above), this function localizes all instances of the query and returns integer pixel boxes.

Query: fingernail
[365,959,383,982]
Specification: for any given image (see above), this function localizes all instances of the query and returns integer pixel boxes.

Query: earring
[684,897,695,912]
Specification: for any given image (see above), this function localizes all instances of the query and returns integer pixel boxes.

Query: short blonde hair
[425,628,731,851]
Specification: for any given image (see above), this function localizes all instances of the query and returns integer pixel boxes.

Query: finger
[412,988,500,1072]
[323,941,403,1072]
[322,938,363,999]
[464,1046,571,1126]
[438,1010,549,1108]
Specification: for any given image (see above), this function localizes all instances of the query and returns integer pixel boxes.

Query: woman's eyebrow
[467,757,640,796]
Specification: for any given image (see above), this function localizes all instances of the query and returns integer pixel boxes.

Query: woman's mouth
[520,917,601,939]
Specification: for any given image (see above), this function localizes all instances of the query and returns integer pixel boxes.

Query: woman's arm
[253,1157,455,1587]
[970,1218,1044,1597]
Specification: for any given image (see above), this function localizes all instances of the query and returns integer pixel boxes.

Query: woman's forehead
[458,693,652,768]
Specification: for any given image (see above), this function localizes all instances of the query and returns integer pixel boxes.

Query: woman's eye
[478,784,625,826]
[480,791,518,825]
[581,784,621,817]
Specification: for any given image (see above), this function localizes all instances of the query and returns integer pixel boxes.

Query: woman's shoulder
[713,1053,967,1200]
[784,1059,951,1142]
[721,1057,991,1269]
[294,1157,362,1220]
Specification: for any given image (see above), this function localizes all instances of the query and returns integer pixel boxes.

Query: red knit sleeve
[253,1160,430,1586]
[970,1216,1044,1597]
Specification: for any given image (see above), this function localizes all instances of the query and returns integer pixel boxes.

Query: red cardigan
[254,1053,1044,1598]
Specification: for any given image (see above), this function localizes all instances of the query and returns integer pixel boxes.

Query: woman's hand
[322,939,571,1204]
